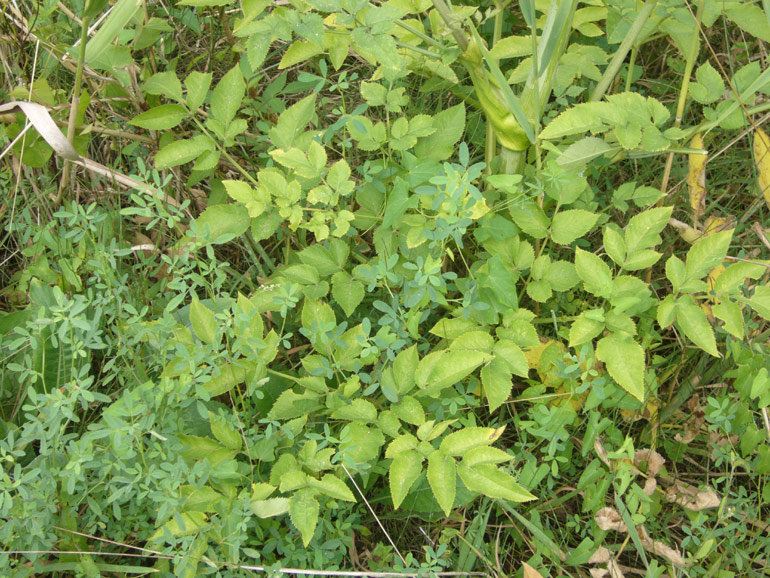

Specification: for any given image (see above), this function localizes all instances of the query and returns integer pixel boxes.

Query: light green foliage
[3,1,770,575]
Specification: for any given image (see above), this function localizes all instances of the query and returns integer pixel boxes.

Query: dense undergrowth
[1,0,770,576]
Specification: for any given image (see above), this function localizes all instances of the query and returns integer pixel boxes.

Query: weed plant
[1,1,770,577]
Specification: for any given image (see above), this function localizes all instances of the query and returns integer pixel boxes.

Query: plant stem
[431,0,469,51]
[485,1,505,174]
[590,0,658,102]
[657,0,706,208]
[58,15,90,200]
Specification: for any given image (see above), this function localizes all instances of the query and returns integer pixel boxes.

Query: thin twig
[341,464,406,566]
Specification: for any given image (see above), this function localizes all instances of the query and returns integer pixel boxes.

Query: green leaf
[178,0,233,5]
[85,0,142,63]
[712,300,744,339]
[684,229,733,281]
[427,451,456,516]
[624,249,662,271]
[208,412,241,450]
[595,333,645,401]
[568,311,605,347]
[190,298,218,345]
[279,39,324,69]
[308,474,355,502]
[440,426,504,457]
[142,71,183,103]
[575,248,613,298]
[150,512,207,542]
[250,498,289,518]
[461,446,513,467]
[211,66,245,125]
[665,255,686,293]
[289,489,319,547]
[481,358,512,412]
[557,137,616,169]
[250,483,277,502]
[331,271,364,317]
[415,350,493,396]
[223,179,268,218]
[389,450,423,509]
[603,226,626,266]
[540,101,621,140]
[676,295,719,357]
[624,206,672,256]
[493,339,529,377]
[331,399,377,422]
[551,209,598,245]
[509,200,550,239]
[392,345,419,395]
[130,104,188,130]
[393,396,425,426]
[270,94,317,150]
[690,61,725,105]
[457,463,536,502]
[185,71,212,111]
[748,286,770,321]
[414,103,465,161]
[545,261,580,292]
[713,261,767,295]
[155,135,214,169]
[187,204,250,245]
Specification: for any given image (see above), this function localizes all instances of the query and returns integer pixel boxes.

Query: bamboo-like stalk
[590,0,658,102]
[432,0,469,51]
[485,0,505,174]
[658,0,706,205]
[58,15,90,199]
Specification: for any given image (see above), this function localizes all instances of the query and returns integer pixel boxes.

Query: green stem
[58,15,90,200]
[485,1,505,174]
[590,0,658,102]
[624,44,638,93]
[431,0,469,51]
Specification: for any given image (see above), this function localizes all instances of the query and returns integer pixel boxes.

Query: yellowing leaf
[754,127,770,209]
[688,133,707,226]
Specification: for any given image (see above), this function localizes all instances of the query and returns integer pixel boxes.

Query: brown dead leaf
[589,569,608,578]
[595,507,627,532]
[522,562,542,578]
[754,127,770,210]
[589,547,611,564]
[675,396,705,444]
[639,526,688,566]
[688,133,707,226]
[664,480,720,511]
[634,449,665,477]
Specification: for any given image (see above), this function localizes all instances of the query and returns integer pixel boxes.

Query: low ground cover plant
[1,0,770,576]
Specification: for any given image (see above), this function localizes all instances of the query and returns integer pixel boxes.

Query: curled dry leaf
[675,395,705,444]
[595,507,627,532]
[0,101,180,207]
[634,449,665,477]
[754,126,770,210]
[589,547,611,564]
[688,133,707,226]
[521,561,542,578]
[664,480,720,511]
[639,526,688,566]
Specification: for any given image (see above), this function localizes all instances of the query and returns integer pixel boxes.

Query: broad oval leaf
[155,135,214,169]
[440,426,505,457]
[130,104,188,130]
[595,333,645,401]
[289,489,319,547]
[457,463,536,502]
[676,295,720,357]
[427,450,456,517]
[190,298,218,345]
[550,209,598,245]
[389,450,423,509]
[415,350,493,396]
